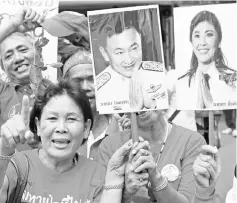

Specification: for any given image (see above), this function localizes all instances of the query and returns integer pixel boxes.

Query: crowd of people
[0,6,236,203]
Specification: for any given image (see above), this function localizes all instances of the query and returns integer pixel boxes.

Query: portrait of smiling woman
[175,7,237,110]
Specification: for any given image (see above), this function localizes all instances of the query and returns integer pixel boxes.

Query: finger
[5,120,20,144]
[25,130,35,142]
[199,154,218,172]
[200,145,218,156]
[134,160,155,173]
[31,13,40,22]
[197,158,217,179]
[136,172,149,180]
[132,149,150,163]
[26,9,37,21]
[131,140,149,155]
[131,155,154,172]
[128,141,139,163]
[0,125,11,148]
[13,116,27,144]
[193,163,211,179]
[38,12,46,24]
[24,7,33,20]
[194,172,209,187]
[121,118,130,128]
[113,139,133,159]
[21,95,30,126]
[1,125,17,148]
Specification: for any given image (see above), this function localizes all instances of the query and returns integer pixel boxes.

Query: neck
[39,149,75,173]
[10,77,30,86]
[138,116,168,145]
[198,61,215,73]
[91,111,109,139]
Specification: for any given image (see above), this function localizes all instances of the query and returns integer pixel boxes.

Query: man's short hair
[90,10,141,48]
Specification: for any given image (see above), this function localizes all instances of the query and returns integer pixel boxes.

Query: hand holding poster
[174,3,237,110]
[88,5,169,114]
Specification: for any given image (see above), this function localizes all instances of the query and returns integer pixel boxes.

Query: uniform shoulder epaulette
[97,72,111,90]
[141,61,164,72]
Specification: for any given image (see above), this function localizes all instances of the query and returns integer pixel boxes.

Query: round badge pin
[161,164,180,182]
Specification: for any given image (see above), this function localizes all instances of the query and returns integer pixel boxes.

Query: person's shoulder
[140,61,165,72]
[0,79,13,95]
[101,130,131,152]
[171,124,205,144]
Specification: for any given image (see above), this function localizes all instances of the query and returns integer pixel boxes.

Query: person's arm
[0,95,30,200]
[131,132,206,203]
[99,139,133,203]
[191,145,222,203]
[0,7,44,44]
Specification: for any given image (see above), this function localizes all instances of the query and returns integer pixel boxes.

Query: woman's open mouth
[52,139,71,149]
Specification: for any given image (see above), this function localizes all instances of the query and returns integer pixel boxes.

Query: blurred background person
[222,109,237,137]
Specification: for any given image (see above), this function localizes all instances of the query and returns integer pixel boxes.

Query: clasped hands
[107,137,160,200]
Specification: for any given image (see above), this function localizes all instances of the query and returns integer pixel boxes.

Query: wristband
[103,183,124,190]
[148,176,168,192]
[195,188,215,201]
[0,149,16,160]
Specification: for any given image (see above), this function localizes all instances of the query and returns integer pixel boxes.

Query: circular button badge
[161,164,180,182]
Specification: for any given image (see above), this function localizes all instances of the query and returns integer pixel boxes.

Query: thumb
[24,130,35,142]
[113,139,133,160]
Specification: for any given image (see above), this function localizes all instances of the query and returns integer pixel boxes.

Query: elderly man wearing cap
[90,11,168,113]
[62,49,130,161]
[0,8,45,150]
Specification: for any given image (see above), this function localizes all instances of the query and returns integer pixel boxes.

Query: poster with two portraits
[88,3,237,115]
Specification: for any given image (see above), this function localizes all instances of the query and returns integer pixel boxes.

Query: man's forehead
[1,35,32,52]
[68,64,93,78]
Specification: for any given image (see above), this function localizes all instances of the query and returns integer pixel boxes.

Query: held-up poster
[174,3,237,110]
[88,5,169,114]
[0,0,59,82]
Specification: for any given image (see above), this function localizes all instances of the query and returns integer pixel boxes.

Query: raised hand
[11,7,45,33]
[105,139,133,185]
[193,145,220,195]
[0,95,30,152]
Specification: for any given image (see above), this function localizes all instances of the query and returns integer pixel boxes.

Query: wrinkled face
[191,21,219,65]
[67,64,96,112]
[0,34,37,85]
[101,28,142,78]
[136,110,163,129]
[36,94,90,161]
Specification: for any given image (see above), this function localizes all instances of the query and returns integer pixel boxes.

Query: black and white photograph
[88,5,169,114]
[174,3,237,110]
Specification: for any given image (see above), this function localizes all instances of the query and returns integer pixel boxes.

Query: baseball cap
[63,49,92,77]
[41,11,89,37]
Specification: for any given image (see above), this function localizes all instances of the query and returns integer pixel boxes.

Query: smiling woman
[0,78,135,203]
[177,10,237,110]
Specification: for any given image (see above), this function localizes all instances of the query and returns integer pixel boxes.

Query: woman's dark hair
[182,10,229,86]
[29,78,93,141]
